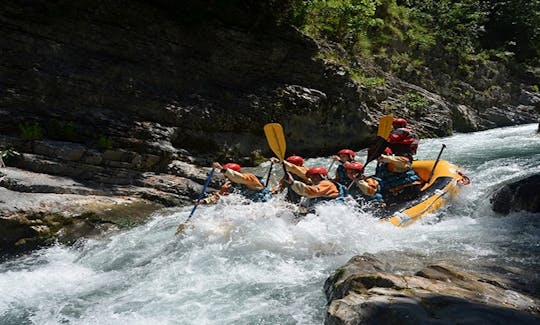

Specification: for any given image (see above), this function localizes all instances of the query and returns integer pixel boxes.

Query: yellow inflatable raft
[385,160,470,227]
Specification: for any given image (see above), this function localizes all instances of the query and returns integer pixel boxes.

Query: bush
[19,122,43,141]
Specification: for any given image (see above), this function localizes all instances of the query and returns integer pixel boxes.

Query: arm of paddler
[284,161,310,182]
[378,154,411,173]
[290,180,338,198]
[223,169,264,190]
[356,178,378,197]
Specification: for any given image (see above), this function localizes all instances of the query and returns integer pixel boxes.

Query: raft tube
[384,160,469,227]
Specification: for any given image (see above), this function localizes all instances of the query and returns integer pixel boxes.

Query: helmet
[286,155,304,166]
[393,118,408,128]
[344,162,364,171]
[223,163,241,172]
[337,149,355,158]
[305,167,328,177]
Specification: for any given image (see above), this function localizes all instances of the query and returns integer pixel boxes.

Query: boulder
[324,254,539,325]
[491,174,540,214]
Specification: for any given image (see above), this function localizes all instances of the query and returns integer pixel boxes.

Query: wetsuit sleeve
[290,180,338,198]
[223,169,264,190]
[284,161,310,182]
[357,178,378,197]
[379,154,411,173]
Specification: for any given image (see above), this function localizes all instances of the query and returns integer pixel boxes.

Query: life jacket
[376,162,421,194]
[388,128,419,159]
[348,177,384,203]
[228,176,272,202]
[335,163,353,187]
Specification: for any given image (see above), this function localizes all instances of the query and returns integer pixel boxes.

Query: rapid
[1,124,539,324]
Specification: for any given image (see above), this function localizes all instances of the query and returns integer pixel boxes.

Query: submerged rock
[491,174,540,214]
[324,254,539,325]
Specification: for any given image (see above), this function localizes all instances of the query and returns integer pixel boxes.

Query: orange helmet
[223,163,241,172]
[393,118,407,128]
[286,155,304,166]
[305,167,328,177]
[337,149,355,158]
[344,162,364,171]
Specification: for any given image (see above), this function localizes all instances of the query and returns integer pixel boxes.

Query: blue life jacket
[376,163,421,194]
[335,164,353,187]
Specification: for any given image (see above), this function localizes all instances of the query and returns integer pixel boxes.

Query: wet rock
[491,174,540,214]
[325,254,539,325]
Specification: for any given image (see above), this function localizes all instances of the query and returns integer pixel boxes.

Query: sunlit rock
[324,254,539,324]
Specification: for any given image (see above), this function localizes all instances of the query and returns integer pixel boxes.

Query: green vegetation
[46,120,78,141]
[96,135,113,150]
[18,122,43,141]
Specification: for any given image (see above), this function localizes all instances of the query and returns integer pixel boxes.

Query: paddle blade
[264,123,286,161]
[377,115,394,139]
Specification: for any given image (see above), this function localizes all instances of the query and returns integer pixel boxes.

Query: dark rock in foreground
[324,254,539,325]
[491,174,540,214]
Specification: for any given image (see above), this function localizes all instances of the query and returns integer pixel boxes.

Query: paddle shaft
[426,144,446,184]
[186,168,215,222]
[264,162,274,187]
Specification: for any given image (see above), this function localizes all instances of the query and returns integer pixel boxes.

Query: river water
[1,124,539,324]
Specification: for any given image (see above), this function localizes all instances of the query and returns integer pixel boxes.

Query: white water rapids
[1,124,539,324]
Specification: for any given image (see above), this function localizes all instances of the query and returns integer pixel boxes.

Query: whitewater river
[1,124,539,324]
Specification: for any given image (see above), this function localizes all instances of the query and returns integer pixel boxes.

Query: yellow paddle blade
[264,123,286,161]
[377,115,394,139]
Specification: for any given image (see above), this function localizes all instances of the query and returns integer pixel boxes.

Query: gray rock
[491,174,540,214]
[325,254,539,325]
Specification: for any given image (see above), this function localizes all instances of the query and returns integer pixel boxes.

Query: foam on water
[1,124,539,324]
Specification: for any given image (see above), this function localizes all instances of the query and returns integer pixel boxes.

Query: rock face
[0,166,212,254]
[491,174,540,214]
[324,254,539,325]
[1,0,539,173]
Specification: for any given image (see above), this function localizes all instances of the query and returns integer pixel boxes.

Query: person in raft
[344,162,384,207]
[270,155,310,204]
[282,166,347,212]
[376,146,422,205]
[200,162,271,204]
[387,117,419,161]
[331,149,357,187]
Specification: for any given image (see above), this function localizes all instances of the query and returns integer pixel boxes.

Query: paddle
[264,161,274,187]
[364,115,394,166]
[263,123,287,174]
[426,144,446,184]
[175,168,216,235]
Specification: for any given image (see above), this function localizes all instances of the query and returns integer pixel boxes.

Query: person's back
[202,162,271,204]
[270,155,309,203]
[344,162,384,204]
[332,149,356,187]
[375,152,422,204]
[388,118,419,161]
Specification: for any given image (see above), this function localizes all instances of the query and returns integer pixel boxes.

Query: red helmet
[393,118,408,128]
[344,162,364,171]
[286,155,304,166]
[337,149,355,158]
[305,167,328,177]
[223,163,241,172]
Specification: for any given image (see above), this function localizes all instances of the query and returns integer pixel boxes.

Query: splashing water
[1,124,539,324]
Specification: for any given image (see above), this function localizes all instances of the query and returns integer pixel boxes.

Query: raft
[383,160,469,227]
